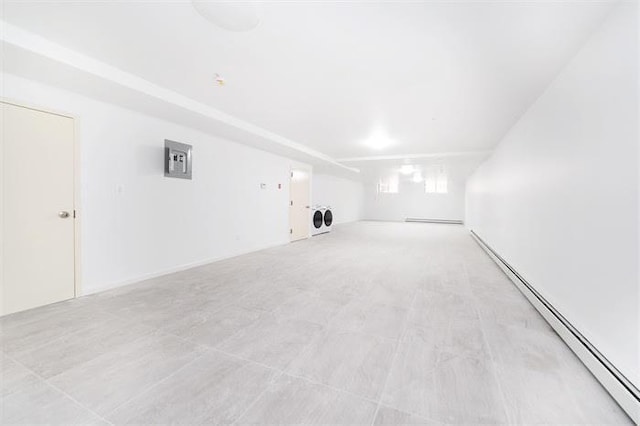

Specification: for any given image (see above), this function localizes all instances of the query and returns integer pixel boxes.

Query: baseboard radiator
[405,218,463,225]
[470,230,639,423]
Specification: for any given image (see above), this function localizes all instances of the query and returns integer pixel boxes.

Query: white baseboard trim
[82,240,288,296]
[470,230,639,423]
[361,219,463,224]
[405,217,464,225]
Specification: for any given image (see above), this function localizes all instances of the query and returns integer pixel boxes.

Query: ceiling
[1,0,615,169]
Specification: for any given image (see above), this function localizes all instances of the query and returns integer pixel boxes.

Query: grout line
[210,345,381,406]
[146,290,293,350]
[208,346,283,376]
[214,344,386,406]
[369,289,419,426]
[101,351,208,421]
[376,402,441,424]
[207,345,389,423]
[3,352,114,426]
[2,289,441,425]
[284,369,381,405]
[65,328,284,425]
[229,373,280,425]
[0,307,126,358]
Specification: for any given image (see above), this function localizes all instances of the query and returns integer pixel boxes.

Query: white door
[289,168,310,242]
[1,101,76,316]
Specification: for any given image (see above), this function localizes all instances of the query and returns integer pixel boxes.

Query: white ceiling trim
[337,150,492,163]
[0,20,359,175]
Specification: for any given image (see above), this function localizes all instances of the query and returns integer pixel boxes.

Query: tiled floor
[0,222,631,424]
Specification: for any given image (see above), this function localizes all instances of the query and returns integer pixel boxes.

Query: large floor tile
[0,303,116,355]
[495,362,594,424]
[235,285,301,312]
[0,354,41,397]
[410,290,480,326]
[160,305,263,348]
[373,405,440,425]
[484,323,630,424]
[287,329,396,400]
[408,293,488,360]
[381,326,506,423]
[423,265,473,296]
[272,291,348,326]
[115,296,218,330]
[237,374,377,424]
[309,276,372,302]
[364,282,416,308]
[474,293,552,332]
[0,380,107,425]
[48,331,206,416]
[13,317,153,378]
[83,286,181,316]
[218,314,324,370]
[108,350,278,424]
[328,299,409,339]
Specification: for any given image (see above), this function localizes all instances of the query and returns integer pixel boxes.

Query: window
[378,174,399,194]
[436,172,448,193]
[424,175,436,193]
[424,166,448,194]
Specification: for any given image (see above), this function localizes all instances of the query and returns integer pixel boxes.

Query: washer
[311,205,327,236]
[323,206,333,233]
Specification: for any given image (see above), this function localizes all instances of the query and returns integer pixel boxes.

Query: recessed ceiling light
[363,129,394,150]
[192,1,260,32]
[399,165,414,175]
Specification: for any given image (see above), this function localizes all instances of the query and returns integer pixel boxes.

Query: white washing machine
[311,205,326,236]
[311,205,333,235]
[323,206,333,233]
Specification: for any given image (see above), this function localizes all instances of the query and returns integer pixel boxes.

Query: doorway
[289,168,310,242]
[1,101,77,316]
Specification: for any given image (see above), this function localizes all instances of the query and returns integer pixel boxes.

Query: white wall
[2,73,308,295]
[466,2,638,388]
[362,172,466,222]
[312,174,364,224]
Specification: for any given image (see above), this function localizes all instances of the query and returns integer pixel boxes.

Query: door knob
[58,211,70,218]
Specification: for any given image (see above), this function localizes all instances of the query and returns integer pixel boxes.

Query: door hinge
[73,210,77,218]
[290,228,293,234]
[290,200,293,206]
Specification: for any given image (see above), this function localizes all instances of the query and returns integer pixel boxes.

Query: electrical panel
[164,139,192,180]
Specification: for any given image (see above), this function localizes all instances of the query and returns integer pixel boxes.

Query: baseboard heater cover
[470,230,639,423]
[405,218,463,225]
